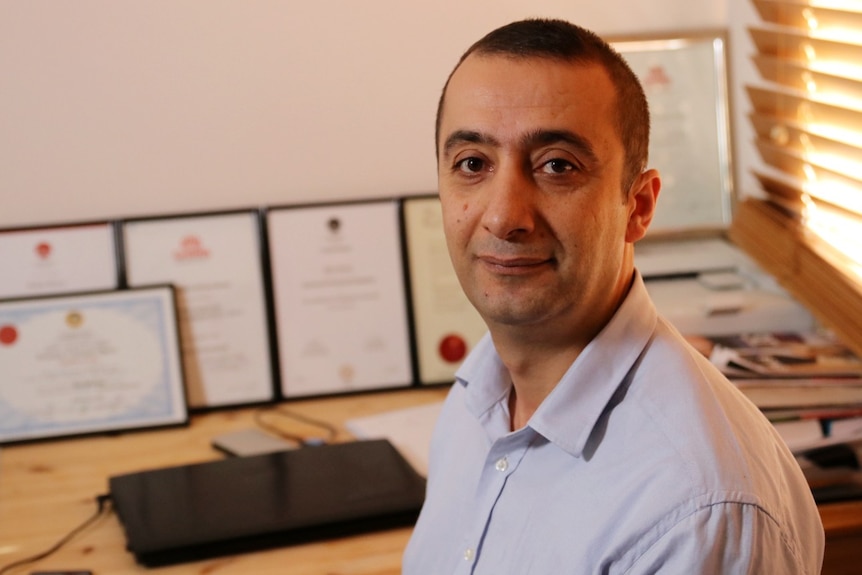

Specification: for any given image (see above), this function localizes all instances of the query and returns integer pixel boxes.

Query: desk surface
[0,387,447,575]
[2,386,861,575]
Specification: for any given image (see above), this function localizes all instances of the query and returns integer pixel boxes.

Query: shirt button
[495,456,508,472]
[464,548,475,561]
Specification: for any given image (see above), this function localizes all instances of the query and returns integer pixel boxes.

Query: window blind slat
[751,112,862,174]
[752,0,862,36]
[752,54,862,107]
[749,27,862,80]
[747,86,862,146]
[755,139,862,216]
[752,170,807,217]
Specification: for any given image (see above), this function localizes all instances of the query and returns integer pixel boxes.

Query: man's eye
[456,157,485,174]
[541,159,575,174]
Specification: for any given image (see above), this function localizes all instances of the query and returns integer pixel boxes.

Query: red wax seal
[35,242,52,259]
[0,325,18,346]
[438,334,467,363]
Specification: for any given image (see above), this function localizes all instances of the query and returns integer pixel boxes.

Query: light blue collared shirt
[403,272,824,574]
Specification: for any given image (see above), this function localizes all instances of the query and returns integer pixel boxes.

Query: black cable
[253,406,338,446]
[0,494,111,575]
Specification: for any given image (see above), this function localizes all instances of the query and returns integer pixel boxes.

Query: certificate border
[397,196,422,387]
[399,193,474,387]
[0,219,122,298]
[264,196,417,399]
[608,29,735,239]
[0,284,189,446]
[118,207,279,411]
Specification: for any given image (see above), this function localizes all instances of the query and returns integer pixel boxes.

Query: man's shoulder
[624,319,811,503]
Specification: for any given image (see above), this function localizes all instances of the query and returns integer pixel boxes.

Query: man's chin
[477,305,551,329]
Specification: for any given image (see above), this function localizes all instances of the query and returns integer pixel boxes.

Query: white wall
[0,0,728,228]
[727,0,765,200]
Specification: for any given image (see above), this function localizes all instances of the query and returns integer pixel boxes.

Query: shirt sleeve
[623,501,818,575]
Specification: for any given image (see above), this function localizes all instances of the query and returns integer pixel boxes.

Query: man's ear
[625,168,661,243]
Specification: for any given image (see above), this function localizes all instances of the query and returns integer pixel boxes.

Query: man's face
[437,54,650,338]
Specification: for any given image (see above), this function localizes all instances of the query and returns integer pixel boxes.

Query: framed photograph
[0,285,187,444]
[121,210,276,409]
[267,199,413,397]
[401,195,487,385]
[611,31,734,235]
[0,221,119,299]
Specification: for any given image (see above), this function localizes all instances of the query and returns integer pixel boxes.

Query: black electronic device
[109,439,426,567]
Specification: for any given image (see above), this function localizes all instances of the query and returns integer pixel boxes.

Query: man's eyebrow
[522,129,599,164]
[441,130,500,158]
[441,128,599,165]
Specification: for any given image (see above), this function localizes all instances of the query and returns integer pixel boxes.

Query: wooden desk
[0,387,448,575]
[820,501,862,575]
[2,386,860,575]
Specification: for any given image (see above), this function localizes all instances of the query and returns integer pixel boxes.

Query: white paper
[0,287,186,443]
[403,197,487,384]
[268,201,413,397]
[0,223,118,298]
[345,400,444,477]
[123,212,274,408]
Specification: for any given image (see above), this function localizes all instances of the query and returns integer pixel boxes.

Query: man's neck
[494,332,585,431]
[491,268,637,431]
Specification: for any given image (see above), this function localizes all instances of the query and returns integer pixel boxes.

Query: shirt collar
[454,271,658,457]
[456,331,512,420]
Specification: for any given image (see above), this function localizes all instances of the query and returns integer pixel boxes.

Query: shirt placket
[457,431,532,574]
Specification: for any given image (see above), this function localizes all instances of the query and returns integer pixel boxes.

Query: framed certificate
[267,200,413,397]
[402,195,487,385]
[612,31,734,235]
[0,286,187,444]
[0,222,119,299]
[121,210,276,409]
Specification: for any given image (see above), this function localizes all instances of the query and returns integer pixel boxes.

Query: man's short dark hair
[435,18,650,193]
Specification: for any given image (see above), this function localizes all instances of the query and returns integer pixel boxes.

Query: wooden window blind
[729,0,862,354]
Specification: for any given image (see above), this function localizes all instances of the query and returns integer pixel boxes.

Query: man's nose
[479,163,536,240]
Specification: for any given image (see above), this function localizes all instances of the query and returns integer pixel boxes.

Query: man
[403,18,824,574]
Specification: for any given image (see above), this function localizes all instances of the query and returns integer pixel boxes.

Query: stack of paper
[687,329,862,453]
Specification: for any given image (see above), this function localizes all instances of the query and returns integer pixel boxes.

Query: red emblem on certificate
[438,334,467,363]
[172,235,211,261]
[35,242,52,259]
[0,325,18,346]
